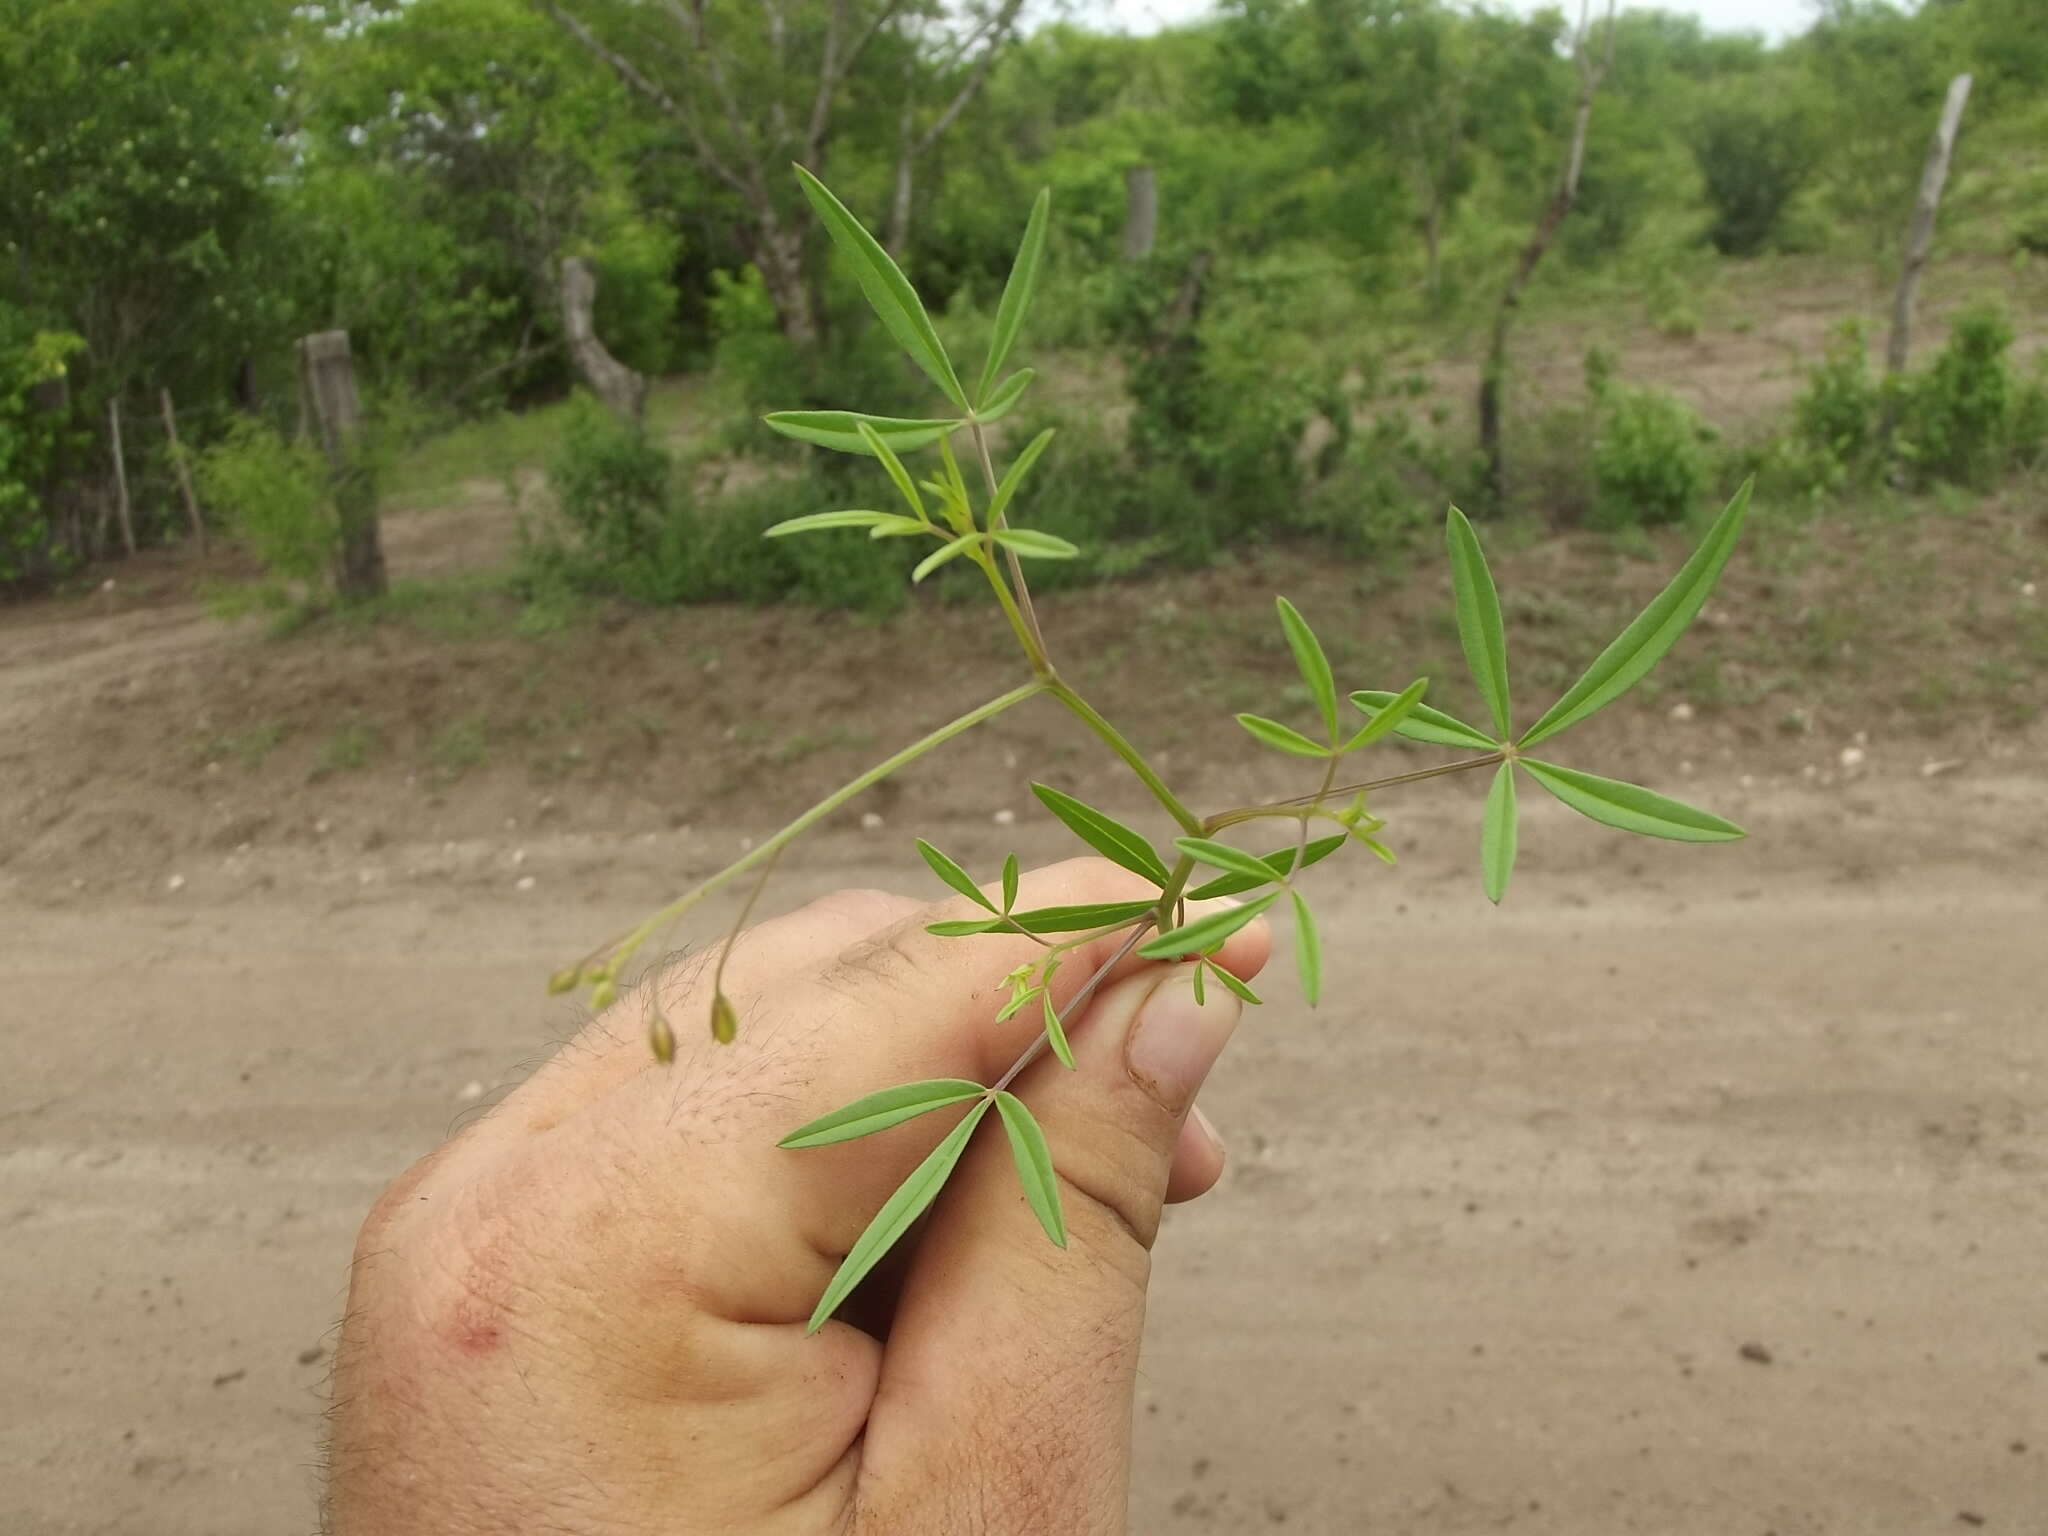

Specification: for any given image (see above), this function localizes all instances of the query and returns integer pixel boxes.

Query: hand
[326,857,1270,1534]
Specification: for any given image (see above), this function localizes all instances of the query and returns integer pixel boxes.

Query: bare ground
[3,425,2047,1532]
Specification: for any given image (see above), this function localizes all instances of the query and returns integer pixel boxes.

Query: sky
[1099,0,1815,43]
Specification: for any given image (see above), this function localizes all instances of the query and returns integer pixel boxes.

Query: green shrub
[0,319,86,589]
[545,394,674,568]
[1588,380,1708,529]
[1895,303,2020,488]
[1691,100,1814,257]
[194,418,338,588]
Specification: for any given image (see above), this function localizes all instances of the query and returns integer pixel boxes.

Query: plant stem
[993,922,1152,1093]
[1046,679,1204,834]
[969,417,1050,668]
[597,681,1048,972]
[1204,752,1506,831]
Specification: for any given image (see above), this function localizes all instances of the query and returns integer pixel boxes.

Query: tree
[1476,0,1617,512]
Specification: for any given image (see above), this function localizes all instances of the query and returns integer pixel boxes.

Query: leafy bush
[0,318,86,589]
[544,394,674,569]
[1588,378,1709,529]
[1894,303,2020,488]
[194,418,338,589]
[1691,100,1814,257]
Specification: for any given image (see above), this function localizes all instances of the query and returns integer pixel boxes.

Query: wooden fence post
[298,330,387,601]
[106,396,138,556]
[159,387,207,556]
[1885,73,1973,381]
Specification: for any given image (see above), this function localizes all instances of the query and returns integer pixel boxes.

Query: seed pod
[546,965,583,996]
[710,992,737,1045]
[649,1011,676,1065]
[590,978,618,1011]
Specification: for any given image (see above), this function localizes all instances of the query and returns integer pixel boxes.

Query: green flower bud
[710,993,737,1045]
[546,965,583,996]
[590,978,618,1011]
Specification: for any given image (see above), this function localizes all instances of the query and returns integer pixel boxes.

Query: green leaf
[1139,891,1280,959]
[976,367,1034,424]
[1481,761,1518,905]
[765,510,900,537]
[1290,891,1323,1006]
[1520,481,1751,748]
[1340,676,1429,751]
[991,527,1080,560]
[1202,959,1264,1006]
[805,1097,991,1332]
[1005,899,1158,934]
[856,420,925,520]
[1275,598,1339,741]
[978,188,1050,403]
[1186,834,1347,900]
[985,427,1055,527]
[1174,836,1289,886]
[1349,690,1501,750]
[1521,758,1745,843]
[913,531,983,582]
[926,917,1005,937]
[867,515,932,539]
[1031,784,1170,886]
[1041,989,1076,1069]
[994,1090,1066,1247]
[795,165,966,409]
[917,838,996,911]
[1236,713,1330,759]
[1001,853,1019,913]
[763,410,958,456]
[995,985,1043,1023]
[779,1078,989,1149]
[1446,506,1512,740]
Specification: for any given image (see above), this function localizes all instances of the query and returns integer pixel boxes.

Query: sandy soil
[5,754,2046,1533]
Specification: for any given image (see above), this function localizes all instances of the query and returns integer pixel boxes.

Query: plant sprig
[554,172,1752,1332]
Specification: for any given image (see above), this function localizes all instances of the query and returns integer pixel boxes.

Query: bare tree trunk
[1885,73,1973,380]
[299,330,386,603]
[886,88,918,258]
[159,388,207,556]
[884,0,1024,258]
[558,258,648,424]
[105,397,138,557]
[754,219,819,347]
[1476,0,1615,513]
[1124,166,1158,263]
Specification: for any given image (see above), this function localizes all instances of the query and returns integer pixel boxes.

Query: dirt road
[5,772,2044,1535]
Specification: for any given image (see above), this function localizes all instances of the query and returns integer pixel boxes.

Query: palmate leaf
[1521,481,1752,748]
[1185,834,1347,900]
[1349,690,1500,750]
[1520,759,1744,843]
[765,509,916,538]
[1291,891,1323,1006]
[1340,676,1428,752]
[925,898,1158,939]
[994,1090,1066,1246]
[917,838,995,911]
[1042,988,1076,1068]
[1481,761,1518,905]
[795,165,966,409]
[1139,891,1279,959]
[986,427,1055,527]
[779,1078,989,1149]
[805,1097,992,1333]
[977,367,1034,424]
[1275,598,1339,741]
[1236,713,1329,758]
[978,188,1050,404]
[763,410,958,456]
[857,420,926,519]
[991,528,1079,560]
[1032,784,1171,886]
[1446,507,1512,740]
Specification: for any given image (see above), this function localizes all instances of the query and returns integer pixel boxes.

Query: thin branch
[910,0,1025,156]
[991,923,1152,1094]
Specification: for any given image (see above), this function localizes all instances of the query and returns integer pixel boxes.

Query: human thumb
[851,962,1246,1533]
